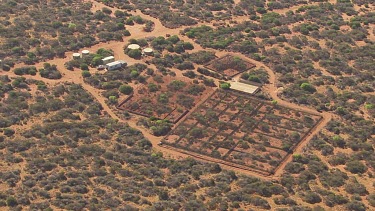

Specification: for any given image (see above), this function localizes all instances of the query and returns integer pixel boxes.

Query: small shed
[106,60,127,71]
[143,48,153,56]
[82,50,90,57]
[102,56,115,64]
[127,44,141,50]
[230,81,260,95]
[72,53,81,60]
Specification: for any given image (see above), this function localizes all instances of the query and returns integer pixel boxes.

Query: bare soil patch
[205,54,256,78]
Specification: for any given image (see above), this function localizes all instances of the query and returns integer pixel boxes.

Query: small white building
[106,60,127,71]
[102,56,115,64]
[143,48,153,56]
[72,53,81,60]
[230,81,260,94]
[82,50,90,57]
[127,44,141,50]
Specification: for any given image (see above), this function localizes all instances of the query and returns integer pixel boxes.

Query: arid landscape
[0,0,374,210]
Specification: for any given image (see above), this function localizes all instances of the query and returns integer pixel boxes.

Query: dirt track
[1,0,334,179]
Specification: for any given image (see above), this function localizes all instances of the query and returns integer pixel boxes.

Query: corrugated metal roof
[107,60,126,66]
[102,56,115,61]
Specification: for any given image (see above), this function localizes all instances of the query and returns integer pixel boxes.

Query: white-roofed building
[102,56,115,64]
[127,44,141,50]
[106,60,127,71]
[142,48,153,55]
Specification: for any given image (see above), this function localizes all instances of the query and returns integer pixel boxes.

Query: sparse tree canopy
[0,0,374,210]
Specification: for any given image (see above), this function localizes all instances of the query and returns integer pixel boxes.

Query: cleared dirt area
[205,54,256,78]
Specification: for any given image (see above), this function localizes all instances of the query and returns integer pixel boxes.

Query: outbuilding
[102,56,115,64]
[72,53,81,60]
[106,60,127,71]
[143,48,153,56]
[82,50,90,57]
[127,44,141,50]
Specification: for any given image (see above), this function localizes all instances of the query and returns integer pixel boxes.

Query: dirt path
[2,0,335,179]
[208,52,333,178]
[247,57,333,178]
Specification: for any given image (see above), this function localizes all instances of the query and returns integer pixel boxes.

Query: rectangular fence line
[270,116,324,174]
[162,88,325,176]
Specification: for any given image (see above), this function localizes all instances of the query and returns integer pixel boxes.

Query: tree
[332,135,346,148]
[220,82,231,90]
[3,128,15,137]
[166,35,180,44]
[80,64,89,71]
[148,83,159,92]
[302,191,322,204]
[82,71,91,78]
[300,82,316,93]
[108,96,118,104]
[91,56,103,67]
[346,201,366,211]
[150,120,172,136]
[39,63,62,79]
[364,103,373,109]
[182,42,194,50]
[127,49,142,59]
[6,196,17,207]
[119,85,133,95]
[346,161,367,174]
[248,75,261,83]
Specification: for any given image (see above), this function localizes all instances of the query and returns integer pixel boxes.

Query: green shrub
[80,64,89,71]
[82,71,91,78]
[6,196,17,207]
[346,160,367,174]
[119,84,133,95]
[300,82,316,93]
[302,191,322,204]
[220,82,231,90]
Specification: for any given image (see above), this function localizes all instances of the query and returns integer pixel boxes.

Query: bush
[367,194,375,207]
[285,162,305,174]
[119,85,133,95]
[80,64,89,71]
[346,160,367,174]
[2,65,11,71]
[220,82,231,90]
[300,82,316,93]
[302,191,322,204]
[6,197,17,207]
[127,49,142,59]
[39,63,62,79]
[346,201,366,211]
[108,96,118,104]
[345,181,368,196]
[82,71,91,78]
[3,128,15,137]
[14,66,37,75]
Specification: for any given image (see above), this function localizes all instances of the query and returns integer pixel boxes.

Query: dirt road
[2,0,334,179]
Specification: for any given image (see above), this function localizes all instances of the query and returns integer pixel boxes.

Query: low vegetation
[0,0,374,210]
